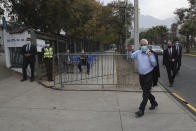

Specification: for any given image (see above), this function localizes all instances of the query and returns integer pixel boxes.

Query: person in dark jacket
[64,49,73,73]
[21,38,37,82]
[175,40,182,74]
[150,49,160,87]
[163,41,177,87]
[78,49,90,75]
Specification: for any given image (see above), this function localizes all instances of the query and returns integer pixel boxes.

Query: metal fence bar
[52,53,135,88]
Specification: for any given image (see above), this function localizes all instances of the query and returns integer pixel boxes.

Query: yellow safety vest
[44,47,53,58]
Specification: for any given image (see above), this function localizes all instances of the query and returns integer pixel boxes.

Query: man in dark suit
[64,49,73,73]
[78,49,90,75]
[175,40,182,73]
[163,41,177,87]
[21,38,37,82]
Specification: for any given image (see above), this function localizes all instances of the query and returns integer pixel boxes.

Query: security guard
[42,41,53,81]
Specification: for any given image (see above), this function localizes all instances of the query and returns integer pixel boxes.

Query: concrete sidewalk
[0,53,196,131]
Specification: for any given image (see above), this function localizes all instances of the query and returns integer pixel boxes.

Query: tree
[1,0,72,33]
[174,0,196,51]
[170,23,178,41]
[1,0,134,51]
[139,25,168,48]
[107,0,134,52]
[179,20,196,53]
[0,7,3,16]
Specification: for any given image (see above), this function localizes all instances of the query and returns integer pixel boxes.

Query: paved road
[159,55,196,108]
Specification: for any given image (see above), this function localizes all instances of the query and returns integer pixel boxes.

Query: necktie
[177,46,179,55]
[169,48,172,57]
[68,56,70,62]
[26,44,31,52]
[170,48,172,56]
[29,44,31,51]
[26,44,29,52]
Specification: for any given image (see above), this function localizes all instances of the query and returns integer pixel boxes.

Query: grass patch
[184,52,196,56]
[190,48,196,51]
[189,52,196,55]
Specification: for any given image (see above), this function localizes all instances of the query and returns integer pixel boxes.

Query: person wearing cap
[21,38,37,82]
[42,40,53,81]
[128,39,158,117]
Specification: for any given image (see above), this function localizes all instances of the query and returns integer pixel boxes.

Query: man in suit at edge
[21,37,37,82]
[163,41,177,87]
[175,40,182,74]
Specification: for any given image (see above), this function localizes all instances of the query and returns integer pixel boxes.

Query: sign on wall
[36,39,45,52]
[4,31,30,47]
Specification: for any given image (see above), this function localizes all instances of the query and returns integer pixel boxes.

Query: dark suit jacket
[21,44,37,62]
[175,45,182,58]
[163,46,177,67]
[64,54,73,64]
[150,49,160,87]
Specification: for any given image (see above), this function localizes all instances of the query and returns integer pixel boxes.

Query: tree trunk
[186,35,190,53]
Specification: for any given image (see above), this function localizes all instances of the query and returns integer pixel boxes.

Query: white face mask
[26,41,31,45]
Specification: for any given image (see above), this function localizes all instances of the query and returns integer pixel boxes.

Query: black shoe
[135,110,144,117]
[21,78,27,82]
[30,78,34,82]
[169,83,173,87]
[149,102,158,110]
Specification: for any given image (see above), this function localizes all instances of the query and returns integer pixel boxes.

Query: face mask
[26,41,31,45]
[46,44,50,47]
[176,42,179,45]
[141,46,148,53]
[168,46,171,48]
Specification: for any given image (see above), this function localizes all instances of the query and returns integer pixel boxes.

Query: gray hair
[140,39,148,45]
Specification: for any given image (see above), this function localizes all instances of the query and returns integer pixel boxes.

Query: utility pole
[134,0,139,51]
[134,0,139,72]
[124,0,128,50]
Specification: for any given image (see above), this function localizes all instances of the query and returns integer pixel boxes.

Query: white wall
[3,30,30,68]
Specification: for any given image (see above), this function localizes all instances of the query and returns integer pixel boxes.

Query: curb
[38,81,53,88]
[184,54,196,57]
[159,81,196,116]
[172,93,196,112]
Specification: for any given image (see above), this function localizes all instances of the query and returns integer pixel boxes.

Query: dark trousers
[139,71,157,112]
[176,56,181,72]
[78,61,90,74]
[22,58,35,79]
[64,62,73,73]
[44,59,53,81]
[166,62,176,84]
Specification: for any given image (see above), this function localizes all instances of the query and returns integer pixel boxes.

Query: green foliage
[170,23,178,41]
[0,7,3,15]
[139,25,169,45]
[179,20,196,36]
[1,0,134,46]
[173,0,196,53]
